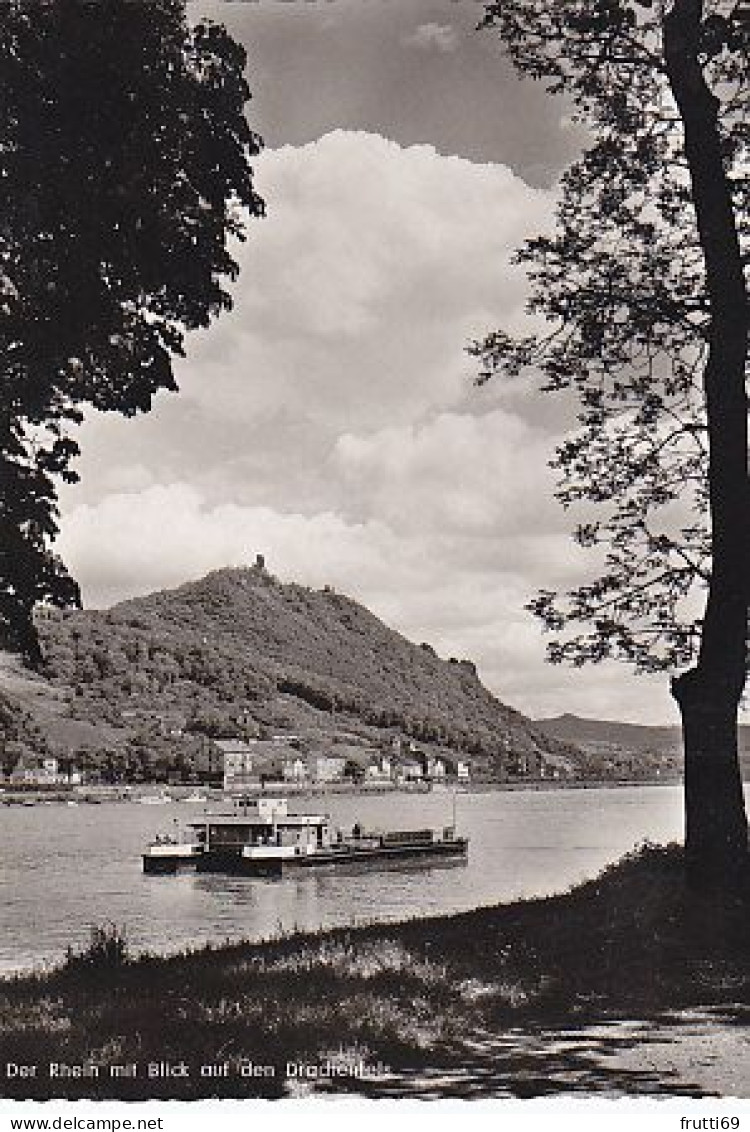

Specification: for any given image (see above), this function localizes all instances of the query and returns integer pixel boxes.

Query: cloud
[330,409,566,541]
[58,485,396,608]
[401,22,460,54]
[183,131,551,430]
[67,130,554,502]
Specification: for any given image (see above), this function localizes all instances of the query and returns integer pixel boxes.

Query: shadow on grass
[355,1021,709,1099]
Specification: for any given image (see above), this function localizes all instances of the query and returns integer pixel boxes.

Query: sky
[56,0,685,726]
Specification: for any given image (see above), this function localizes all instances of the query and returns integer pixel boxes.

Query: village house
[364,753,392,782]
[217,738,309,790]
[8,755,81,786]
[436,755,471,782]
[281,754,309,783]
[392,747,471,784]
[506,750,538,778]
[539,752,575,781]
[308,753,348,783]
[421,752,448,780]
[216,734,470,791]
[394,757,423,783]
[215,738,257,790]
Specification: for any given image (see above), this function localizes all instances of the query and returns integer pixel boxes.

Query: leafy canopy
[0,0,264,659]
[473,0,748,674]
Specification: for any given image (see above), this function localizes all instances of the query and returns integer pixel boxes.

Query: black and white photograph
[0,0,748,1116]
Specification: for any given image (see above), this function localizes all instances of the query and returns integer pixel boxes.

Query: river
[0,783,710,976]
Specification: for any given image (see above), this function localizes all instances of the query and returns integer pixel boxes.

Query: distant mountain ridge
[1,565,579,779]
[536,713,683,752]
[536,713,750,777]
[536,712,750,752]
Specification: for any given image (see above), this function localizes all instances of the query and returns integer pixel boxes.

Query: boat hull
[143,854,201,875]
[143,838,468,876]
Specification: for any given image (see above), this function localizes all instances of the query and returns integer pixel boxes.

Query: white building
[309,754,347,782]
[216,739,258,789]
[281,755,309,783]
[365,754,392,781]
[424,754,447,780]
[395,758,423,783]
[9,756,81,786]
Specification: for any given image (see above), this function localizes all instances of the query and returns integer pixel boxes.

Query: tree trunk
[664,0,749,887]
[672,670,747,886]
[16,610,45,669]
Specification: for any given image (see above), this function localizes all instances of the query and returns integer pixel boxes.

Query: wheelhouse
[189,796,332,857]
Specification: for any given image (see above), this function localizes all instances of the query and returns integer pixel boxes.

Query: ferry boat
[142,796,468,876]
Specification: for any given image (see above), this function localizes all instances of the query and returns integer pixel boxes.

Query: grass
[1,843,748,1100]
[63,923,129,975]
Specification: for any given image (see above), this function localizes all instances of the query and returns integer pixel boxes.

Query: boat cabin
[189,796,333,859]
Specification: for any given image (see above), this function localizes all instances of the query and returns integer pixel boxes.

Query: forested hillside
[15,565,573,778]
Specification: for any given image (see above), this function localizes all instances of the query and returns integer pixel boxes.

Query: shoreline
[0,775,690,806]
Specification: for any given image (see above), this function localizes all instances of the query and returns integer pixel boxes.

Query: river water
[0,784,705,975]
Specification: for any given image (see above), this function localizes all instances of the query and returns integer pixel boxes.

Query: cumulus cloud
[331,410,566,540]
[58,485,397,608]
[67,131,554,505]
[401,22,460,54]
[175,131,551,433]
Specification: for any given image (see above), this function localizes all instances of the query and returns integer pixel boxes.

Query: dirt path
[300,1006,750,1099]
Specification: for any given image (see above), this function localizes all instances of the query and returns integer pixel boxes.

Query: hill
[535,713,750,779]
[1,565,579,781]
[536,712,680,752]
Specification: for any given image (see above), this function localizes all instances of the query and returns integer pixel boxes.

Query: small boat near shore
[142,796,468,876]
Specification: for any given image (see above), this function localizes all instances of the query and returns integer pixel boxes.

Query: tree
[0,449,80,665]
[474,0,748,886]
[0,0,264,662]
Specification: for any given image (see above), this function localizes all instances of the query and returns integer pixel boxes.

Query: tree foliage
[475,0,749,881]
[473,0,747,675]
[0,0,264,661]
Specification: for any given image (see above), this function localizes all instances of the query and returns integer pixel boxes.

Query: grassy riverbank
[1,844,748,1100]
